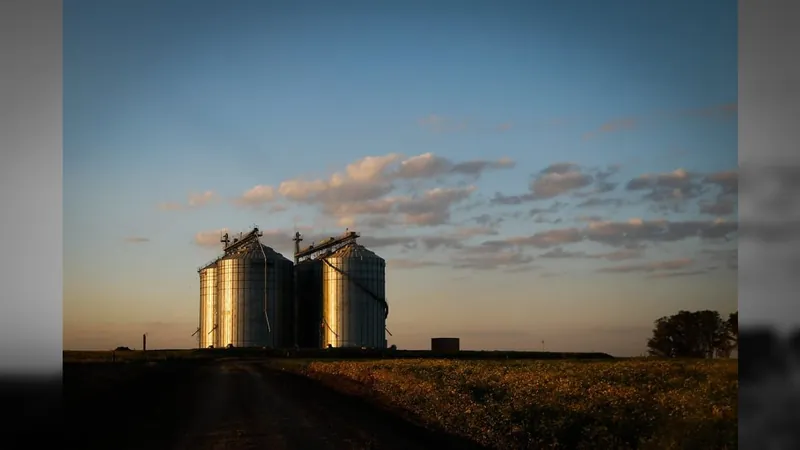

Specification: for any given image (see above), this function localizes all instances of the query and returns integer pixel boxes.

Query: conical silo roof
[328,242,384,261]
[221,241,291,262]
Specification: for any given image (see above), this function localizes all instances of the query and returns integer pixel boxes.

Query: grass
[277,358,738,450]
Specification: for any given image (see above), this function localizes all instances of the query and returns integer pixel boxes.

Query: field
[63,350,738,449]
[276,358,738,450]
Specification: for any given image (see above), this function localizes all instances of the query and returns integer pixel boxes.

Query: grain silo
[320,241,388,348]
[215,228,294,348]
[198,259,219,348]
[293,230,389,349]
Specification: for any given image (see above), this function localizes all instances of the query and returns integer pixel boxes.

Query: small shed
[431,337,460,353]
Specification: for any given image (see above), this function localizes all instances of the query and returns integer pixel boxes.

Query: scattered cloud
[539,272,562,278]
[697,169,739,217]
[159,190,219,211]
[532,216,563,224]
[575,197,625,208]
[419,235,465,250]
[417,114,469,133]
[232,152,515,228]
[501,228,584,249]
[452,157,516,177]
[582,118,637,140]
[698,197,736,216]
[490,192,537,205]
[597,258,694,274]
[492,164,621,206]
[646,269,713,279]
[182,155,738,284]
[395,152,515,180]
[700,248,738,270]
[594,249,644,261]
[188,191,218,207]
[194,229,229,248]
[279,153,401,205]
[124,236,150,244]
[528,201,567,216]
[452,248,534,270]
[539,247,586,259]
[531,163,594,198]
[575,215,604,223]
[703,170,739,195]
[387,259,442,270]
[583,218,737,246]
[489,218,736,251]
[452,226,499,238]
[233,185,276,208]
[581,102,736,140]
[624,168,706,210]
[540,247,643,261]
[417,115,524,134]
[326,185,479,228]
[395,186,478,226]
[473,213,504,228]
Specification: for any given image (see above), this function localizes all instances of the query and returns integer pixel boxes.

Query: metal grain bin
[215,241,294,348]
[198,261,218,348]
[320,243,388,348]
[295,259,323,348]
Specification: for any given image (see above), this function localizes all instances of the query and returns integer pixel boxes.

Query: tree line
[646,310,738,358]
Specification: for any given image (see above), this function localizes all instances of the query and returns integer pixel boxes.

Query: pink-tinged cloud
[225,152,515,229]
[234,185,276,207]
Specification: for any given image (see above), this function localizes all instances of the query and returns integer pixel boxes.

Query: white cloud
[234,185,276,207]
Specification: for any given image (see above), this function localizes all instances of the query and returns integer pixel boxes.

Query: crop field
[64,350,741,449]
[280,358,738,450]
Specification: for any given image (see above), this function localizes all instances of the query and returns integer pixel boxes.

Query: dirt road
[64,358,486,450]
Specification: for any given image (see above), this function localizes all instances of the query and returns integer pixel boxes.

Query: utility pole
[143,333,147,352]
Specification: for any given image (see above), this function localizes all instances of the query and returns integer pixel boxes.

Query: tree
[646,310,737,358]
[720,311,738,357]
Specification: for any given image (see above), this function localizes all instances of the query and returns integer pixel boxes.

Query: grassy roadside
[266,358,738,450]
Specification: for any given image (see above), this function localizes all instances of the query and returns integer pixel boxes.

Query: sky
[63,0,739,356]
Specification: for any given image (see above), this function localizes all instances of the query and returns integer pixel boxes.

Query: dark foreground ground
[63,358,488,450]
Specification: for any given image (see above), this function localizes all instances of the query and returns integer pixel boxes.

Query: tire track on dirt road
[173,359,487,450]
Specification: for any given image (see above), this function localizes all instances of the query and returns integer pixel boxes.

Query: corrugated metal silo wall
[321,247,386,348]
[215,249,294,348]
[295,259,323,348]
[199,265,217,348]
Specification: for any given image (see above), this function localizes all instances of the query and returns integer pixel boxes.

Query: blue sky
[64,0,738,355]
